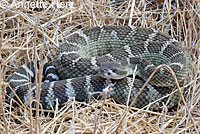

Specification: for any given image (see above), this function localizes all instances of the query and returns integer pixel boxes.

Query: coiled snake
[6,26,192,110]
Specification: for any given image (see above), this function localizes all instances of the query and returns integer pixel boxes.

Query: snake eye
[107,72,111,75]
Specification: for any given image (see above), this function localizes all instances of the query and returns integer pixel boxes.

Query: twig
[115,65,137,133]
[128,0,135,26]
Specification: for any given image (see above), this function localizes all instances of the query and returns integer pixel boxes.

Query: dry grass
[0,0,200,133]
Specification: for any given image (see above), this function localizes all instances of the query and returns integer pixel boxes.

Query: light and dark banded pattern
[6,26,192,109]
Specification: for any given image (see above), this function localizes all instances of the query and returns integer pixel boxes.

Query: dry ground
[0,0,200,133]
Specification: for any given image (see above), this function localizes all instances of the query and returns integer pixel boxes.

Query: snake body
[6,26,192,109]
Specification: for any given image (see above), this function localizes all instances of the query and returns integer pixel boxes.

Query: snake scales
[6,26,192,110]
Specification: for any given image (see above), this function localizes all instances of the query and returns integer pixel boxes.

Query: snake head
[99,61,130,79]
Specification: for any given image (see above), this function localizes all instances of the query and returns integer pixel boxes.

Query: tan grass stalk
[0,12,8,134]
